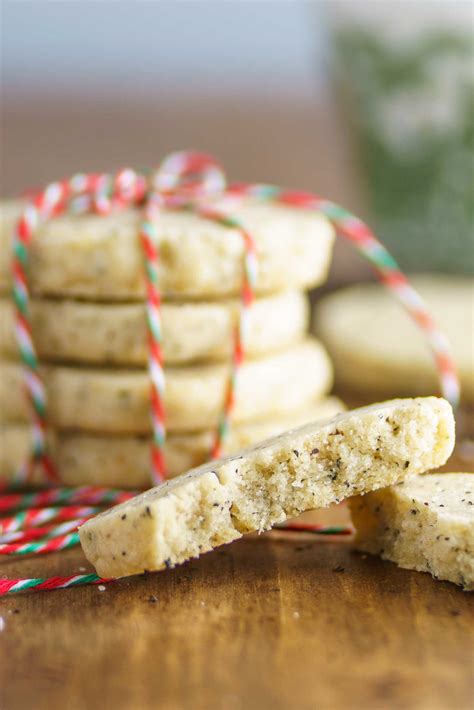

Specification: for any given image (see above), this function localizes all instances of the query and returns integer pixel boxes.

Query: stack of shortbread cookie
[1,198,342,487]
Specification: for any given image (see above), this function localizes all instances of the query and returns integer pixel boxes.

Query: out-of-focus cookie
[314,274,474,403]
[0,291,308,366]
[1,338,333,433]
[0,199,335,299]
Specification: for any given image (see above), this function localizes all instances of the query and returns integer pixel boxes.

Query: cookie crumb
[97,585,106,592]
[0,617,4,632]
[293,611,300,619]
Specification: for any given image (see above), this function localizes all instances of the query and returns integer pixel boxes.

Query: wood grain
[0,536,472,710]
[1,456,473,710]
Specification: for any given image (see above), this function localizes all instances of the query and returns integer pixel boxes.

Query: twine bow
[11,151,460,489]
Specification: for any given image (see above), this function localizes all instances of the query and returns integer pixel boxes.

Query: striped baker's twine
[0,486,137,514]
[0,531,80,555]
[0,574,109,595]
[0,518,88,544]
[227,184,460,407]
[10,154,261,485]
[10,173,146,486]
[0,504,102,534]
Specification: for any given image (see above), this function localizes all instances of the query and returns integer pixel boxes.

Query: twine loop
[153,151,226,203]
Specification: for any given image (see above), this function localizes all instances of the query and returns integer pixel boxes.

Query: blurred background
[1,0,473,281]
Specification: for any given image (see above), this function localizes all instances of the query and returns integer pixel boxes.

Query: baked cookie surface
[1,338,332,432]
[350,473,474,590]
[314,274,474,403]
[79,397,455,578]
[0,198,335,299]
[0,291,308,365]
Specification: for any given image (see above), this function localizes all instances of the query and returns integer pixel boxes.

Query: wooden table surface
[1,454,473,710]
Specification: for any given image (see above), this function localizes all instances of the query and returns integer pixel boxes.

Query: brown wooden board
[0,454,473,710]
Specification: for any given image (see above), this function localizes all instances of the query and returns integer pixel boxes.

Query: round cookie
[0,396,345,488]
[0,291,308,366]
[0,199,334,299]
[314,274,474,403]
[1,338,333,432]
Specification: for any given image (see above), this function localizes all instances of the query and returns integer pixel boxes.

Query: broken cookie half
[350,472,473,590]
[79,397,455,579]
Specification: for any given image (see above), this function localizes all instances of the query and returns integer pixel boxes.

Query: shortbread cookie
[0,397,345,487]
[350,473,474,590]
[0,291,308,365]
[314,274,474,403]
[1,339,332,432]
[0,199,335,299]
[79,397,455,578]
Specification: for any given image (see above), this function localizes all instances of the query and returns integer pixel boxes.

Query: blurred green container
[329,1,473,274]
